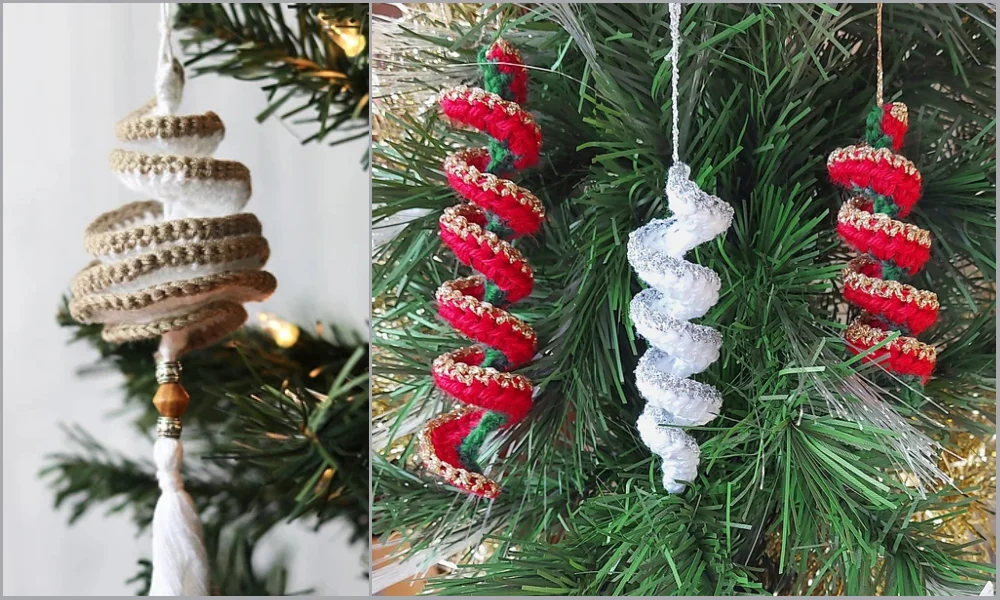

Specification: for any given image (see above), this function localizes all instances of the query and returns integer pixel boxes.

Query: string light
[257,312,301,348]
[331,22,366,57]
[319,13,366,58]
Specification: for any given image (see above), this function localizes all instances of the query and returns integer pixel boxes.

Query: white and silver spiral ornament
[627,2,734,493]
[68,5,275,595]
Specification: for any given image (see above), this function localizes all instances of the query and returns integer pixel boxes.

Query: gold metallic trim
[843,257,938,310]
[845,316,936,361]
[417,408,501,499]
[838,196,931,248]
[444,150,545,219]
[436,276,537,343]
[433,347,533,392]
[441,86,541,132]
[827,144,921,179]
[439,206,533,276]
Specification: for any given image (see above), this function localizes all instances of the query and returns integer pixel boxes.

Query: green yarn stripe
[458,41,520,472]
[481,45,515,102]
[865,104,893,150]
[860,104,907,331]
[854,186,900,219]
[459,411,508,473]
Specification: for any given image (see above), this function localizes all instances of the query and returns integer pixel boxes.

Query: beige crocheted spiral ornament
[67,8,275,594]
[69,63,276,355]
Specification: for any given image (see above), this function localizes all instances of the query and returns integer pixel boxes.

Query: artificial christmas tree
[372,3,995,595]
[46,3,370,595]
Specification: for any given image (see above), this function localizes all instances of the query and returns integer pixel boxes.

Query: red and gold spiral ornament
[828,102,938,383]
[416,40,544,499]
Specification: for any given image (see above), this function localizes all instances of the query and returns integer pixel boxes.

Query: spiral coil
[69,59,276,357]
[627,164,733,493]
[828,102,937,382]
[416,40,544,499]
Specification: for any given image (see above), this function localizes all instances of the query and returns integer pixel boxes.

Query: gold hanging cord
[876,3,884,106]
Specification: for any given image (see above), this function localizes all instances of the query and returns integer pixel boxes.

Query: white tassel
[149,437,210,596]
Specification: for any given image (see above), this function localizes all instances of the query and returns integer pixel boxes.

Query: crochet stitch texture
[628,163,733,493]
[69,59,275,354]
[416,40,544,499]
[828,103,937,382]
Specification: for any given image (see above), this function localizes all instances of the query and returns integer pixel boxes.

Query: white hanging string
[158,3,174,64]
[669,2,682,163]
[154,3,182,117]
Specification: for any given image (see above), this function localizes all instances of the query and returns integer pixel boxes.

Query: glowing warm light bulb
[257,313,301,348]
[330,23,366,58]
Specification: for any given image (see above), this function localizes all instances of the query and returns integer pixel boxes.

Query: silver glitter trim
[635,349,722,427]
[631,289,723,348]
[666,164,735,223]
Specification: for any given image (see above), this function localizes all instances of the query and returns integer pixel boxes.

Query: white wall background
[2,3,369,596]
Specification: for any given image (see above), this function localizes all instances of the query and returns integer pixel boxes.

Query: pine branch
[57,298,364,432]
[174,3,369,152]
[431,489,763,596]
[47,320,369,531]
[49,302,370,590]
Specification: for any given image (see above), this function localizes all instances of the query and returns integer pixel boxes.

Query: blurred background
[3,3,369,595]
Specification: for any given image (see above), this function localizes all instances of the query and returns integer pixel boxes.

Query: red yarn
[846,340,935,382]
[433,349,533,424]
[429,411,481,471]
[880,103,908,151]
[438,204,534,303]
[444,149,544,236]
[420,40,544,499]
[829,102,937,382]
[441,91,541,170]
[437,284,537,367]
[827,157,922,218]
[842,260,938,335]
[487,42,528,105]
[836,219,930,274]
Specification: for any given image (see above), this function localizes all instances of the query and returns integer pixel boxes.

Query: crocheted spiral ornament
[828,102,937,383]
[628,165,733,493]
[416,39,544,499]
[625,2,734,494]
[70,63,275,351]
[68,20,275,594]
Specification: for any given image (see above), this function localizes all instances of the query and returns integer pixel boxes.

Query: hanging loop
[155,3,184,116]
[158,3,175,65]
[669,3,682,163]
[876,3,884,106]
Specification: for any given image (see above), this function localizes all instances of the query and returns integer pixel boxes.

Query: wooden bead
[153,382,190,418]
